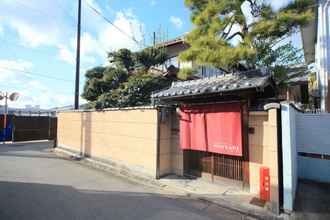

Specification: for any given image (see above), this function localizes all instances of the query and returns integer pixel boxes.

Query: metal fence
[0,114,57,142]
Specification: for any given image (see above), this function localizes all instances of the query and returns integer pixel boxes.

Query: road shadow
[293,179,330,219]
[0,140,54,152]
[0,141,71,161]
[0,181,245,220]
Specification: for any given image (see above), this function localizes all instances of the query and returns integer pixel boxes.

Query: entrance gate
[184,150,243,181]
[180,102,249,184]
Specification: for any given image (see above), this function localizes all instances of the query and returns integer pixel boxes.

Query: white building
[302,0,330,111]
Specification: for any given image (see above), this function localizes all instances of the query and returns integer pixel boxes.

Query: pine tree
[180,0,314,71]
[82,47,172,109]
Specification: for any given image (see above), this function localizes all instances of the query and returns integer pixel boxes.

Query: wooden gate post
[242,102,250,190]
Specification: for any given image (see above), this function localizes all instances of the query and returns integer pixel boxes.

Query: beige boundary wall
[57,107,280,212]
[57,107,159,177]
[158,109,183,177]
[249,110,279,213]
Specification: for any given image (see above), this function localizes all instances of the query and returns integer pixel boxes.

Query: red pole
[2,93,7,142]
[3,113,6,130]
[3,93,7,129]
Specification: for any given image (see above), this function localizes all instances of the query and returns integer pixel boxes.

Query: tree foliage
[180,0,314,72]
[108,49,135,72]
[135,47,167,71]
[82,47,172,109]
[177,68,198,80]
[108,47,167,73]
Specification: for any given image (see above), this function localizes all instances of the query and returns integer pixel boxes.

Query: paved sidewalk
[0,141,255,220]
[159,175,279,220]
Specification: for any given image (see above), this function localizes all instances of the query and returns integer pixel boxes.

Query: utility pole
[74,0,82,110]
[153,32,156,47]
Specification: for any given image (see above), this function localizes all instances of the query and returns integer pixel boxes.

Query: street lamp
[0,92,19,140]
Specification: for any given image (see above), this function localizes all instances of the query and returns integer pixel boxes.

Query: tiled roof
[152,73,271,98]
[285,65,309,85]
[156,36,185,47]
[287,75,309,84]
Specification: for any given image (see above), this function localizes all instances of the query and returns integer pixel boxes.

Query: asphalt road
[0,141,252,220]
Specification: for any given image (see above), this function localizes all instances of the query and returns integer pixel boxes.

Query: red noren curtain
[179,103,242,156]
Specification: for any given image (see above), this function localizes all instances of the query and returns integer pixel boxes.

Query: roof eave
[154,85,265,100]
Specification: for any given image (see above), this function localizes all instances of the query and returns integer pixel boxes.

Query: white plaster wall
[296,113,330,155]
[282,103,330,212]
[316,1,330,111]
[296,112,330,182]
[281,104,298,212]
[298,157,330,183]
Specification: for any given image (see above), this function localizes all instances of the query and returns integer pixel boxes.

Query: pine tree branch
[222,21,235,39]
[221,15,235,38]
[226,31,244,41]
[247,0,261,17]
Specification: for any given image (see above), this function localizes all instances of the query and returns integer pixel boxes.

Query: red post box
[260,167,270,201]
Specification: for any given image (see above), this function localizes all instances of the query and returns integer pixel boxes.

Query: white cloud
[58,45,75,65]
[0,0,75,49]
[1,1,145,66]
[85,0,103,13]
[170,16,184,29]
[0,2,145,108]
[13,88,76,109]
[57,10,144,66]
[9,20,59,48]
[0,59,33,82]
[0,59,79,109]
[81,32,105,61]
[150,0,157,6]
[58,32,104,65]
[99,11,144,52]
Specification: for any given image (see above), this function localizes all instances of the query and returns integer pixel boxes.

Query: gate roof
[152,71,272,99]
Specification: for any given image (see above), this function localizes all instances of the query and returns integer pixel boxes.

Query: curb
[159,180,281,220]
[54,147,169,189]
[54,147,288,220]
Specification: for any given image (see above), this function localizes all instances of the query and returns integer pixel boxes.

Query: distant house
[277,65,311,106]
[151,36,311,106]
[150,36,226,79]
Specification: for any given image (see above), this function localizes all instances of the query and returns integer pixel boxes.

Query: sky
[0,0,301,109]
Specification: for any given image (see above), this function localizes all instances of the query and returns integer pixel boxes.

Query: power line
[0,66,74,83]
[0,81,74,93]
[84,0,142,45]
[0,36,70,83]
[0,38,56,54]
